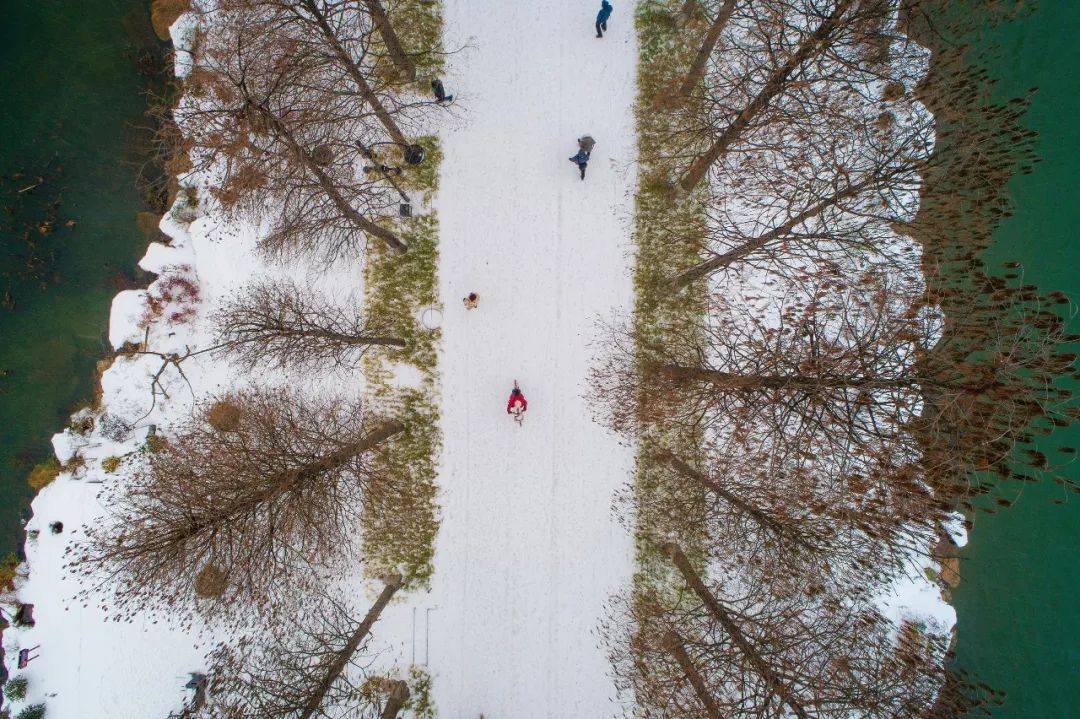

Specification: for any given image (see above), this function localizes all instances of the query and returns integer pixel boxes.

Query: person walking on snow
[431,78,454,104]
[569,135,595,180]
[507,382,528,424]
[596,0,613,37]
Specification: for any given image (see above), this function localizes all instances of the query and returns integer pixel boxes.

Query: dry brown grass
[27,458,61,490]
[206,399,243,432]
[151,0,192,41]
[194,563,228,599]
[882,80,906,102]
[0,553,20,593]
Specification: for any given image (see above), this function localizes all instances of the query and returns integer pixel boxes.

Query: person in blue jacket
[596,0,613,38]
[569,135,595,180]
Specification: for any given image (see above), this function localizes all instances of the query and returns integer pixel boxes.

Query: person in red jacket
[507,382,527,422]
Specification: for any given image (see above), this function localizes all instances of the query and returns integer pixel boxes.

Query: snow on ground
[3,2,640,718]
[2,2,958,717]
[407,0,639,715]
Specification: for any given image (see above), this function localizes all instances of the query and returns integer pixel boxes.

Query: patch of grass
[398,135,443,202]
[405,665,436,719]
[628,0,715,601]
[364,212,440,376]
[27,458,61,491]
[361,30,443,587]
[205,398,243,432]
[391,0,446,90]
[101,456,122,474]
[360,389,440,589]
[15,704,45,719]
[4,677,28,702]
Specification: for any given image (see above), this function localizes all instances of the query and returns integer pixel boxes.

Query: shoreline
[3,3,447,714]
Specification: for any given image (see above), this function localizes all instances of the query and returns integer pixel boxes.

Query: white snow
[409,1,640,715]
[4,2,640,717]
[1,2,962,718]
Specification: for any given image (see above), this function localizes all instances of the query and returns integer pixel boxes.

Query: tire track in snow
[426,0,639,716]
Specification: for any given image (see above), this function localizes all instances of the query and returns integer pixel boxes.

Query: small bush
[0,553,20,592]
[62,455,85,474]
[69,409,95,434]
[882,80,906,102]
[140,271,200,328]
[27,459,61,491]
[98,413,132,442]
[101,456,122,473]
[143,434,169,454]
[4,676,28,701]
[194,564,228,599]
[16,704,45,719]
[206,399,242,432]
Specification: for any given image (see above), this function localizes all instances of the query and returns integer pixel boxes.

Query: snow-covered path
[425,0,639,715]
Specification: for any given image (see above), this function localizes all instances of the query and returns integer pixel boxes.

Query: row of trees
[598,0,1074,716]
[74,1,445,716]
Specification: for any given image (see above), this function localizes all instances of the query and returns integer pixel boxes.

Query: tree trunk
[160,420,405,546]
[261,326,408,349]
[667,174,873,291]
[661,630,726,719]
[298,575,404,719]
[662,542,810,719]
[676,0,738,99]
[364,0,417,82]
[299,0,410,146]
[656,451,816,553]
[676,0,858,195]
[651,362,917,393]
[354,335,408,348]
[378,679,411,719]
[259,103,409,254]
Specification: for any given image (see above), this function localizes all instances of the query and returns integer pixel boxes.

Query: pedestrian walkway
[428,0,639,715]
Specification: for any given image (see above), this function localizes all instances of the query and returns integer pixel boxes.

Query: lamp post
[355,140,416,217]
[355,139,426,166]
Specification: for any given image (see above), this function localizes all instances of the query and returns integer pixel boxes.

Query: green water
[0,1,164,555]
[951,1,1080,716]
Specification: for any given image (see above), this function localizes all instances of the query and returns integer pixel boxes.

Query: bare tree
[363,0,417,82]
[599,268,1077,504]
[675,0,862,194]
[664,96,933,291]
[603,544,998,718]
[669,0,932,197]
[73,388,405,615]
[179,8,410,261]
[203,577,406,719]
[220,0,426,143]
[638,440,939,596]
[213,279,405,372]
[675,0,740,100]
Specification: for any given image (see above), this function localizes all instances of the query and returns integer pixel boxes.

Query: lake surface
[0,0,163,555]
[950,1,1080,716]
